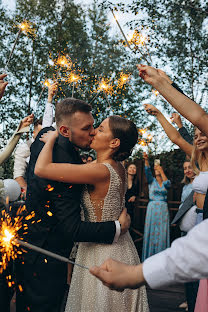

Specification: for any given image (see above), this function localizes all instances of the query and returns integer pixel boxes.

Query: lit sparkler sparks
[152,89,159,97]
[0,205,88,278]
[138,129,153,152]
[139,128,147,135]
[89,78,113,105]
[36,79,52,106]
[56,55,72,69]
[117,72,137,96]
[4,21,36,72]
[66,73,81,98]
[111,8,151,65]
[0,209,23,273]
[117,72,130,89]
[96,79,113,107]
[98,79,113,95]
[128,30,152,64]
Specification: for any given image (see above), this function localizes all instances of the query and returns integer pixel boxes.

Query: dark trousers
[0,272,13,312]
[185,281,199,312]
[16,261,68,312]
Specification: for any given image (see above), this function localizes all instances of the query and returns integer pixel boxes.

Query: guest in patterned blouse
[142,152,171,261]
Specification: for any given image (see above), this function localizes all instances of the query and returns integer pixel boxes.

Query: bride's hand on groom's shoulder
[39,130,58,143]
[118,208,131,235]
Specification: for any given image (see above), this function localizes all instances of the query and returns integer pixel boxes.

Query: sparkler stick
[111,9,133,51]
[89,90,101,104]
[14,239,89,270]
[128,84,137,96]
[36,80,51,106]
[4,21,36,72]
[111,9,151,65]
[4,28,22,72]
[36,86,46,106]
[72,81,75,98]
[143,41,152,63]
[103,91,111,108]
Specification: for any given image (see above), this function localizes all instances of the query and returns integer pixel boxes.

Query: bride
[35,115,149,312]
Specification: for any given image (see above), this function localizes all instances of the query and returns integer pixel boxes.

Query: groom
[15,98,130,312]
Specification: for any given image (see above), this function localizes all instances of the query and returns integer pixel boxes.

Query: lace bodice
[81,163,126,222]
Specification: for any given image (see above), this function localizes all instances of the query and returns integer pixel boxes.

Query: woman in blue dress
[142,152,171,261]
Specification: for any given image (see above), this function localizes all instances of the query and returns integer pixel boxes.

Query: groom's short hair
[55,98,92,126]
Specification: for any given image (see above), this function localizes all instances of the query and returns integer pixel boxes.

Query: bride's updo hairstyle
[109,116,138,161]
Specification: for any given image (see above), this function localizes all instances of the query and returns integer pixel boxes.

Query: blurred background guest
[86,155,94,163]
[142,152,171,261]
[125,163,140,223]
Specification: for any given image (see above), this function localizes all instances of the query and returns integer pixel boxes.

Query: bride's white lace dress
[65,163,149,312]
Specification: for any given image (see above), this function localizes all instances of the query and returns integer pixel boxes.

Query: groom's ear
[59,125,71,138]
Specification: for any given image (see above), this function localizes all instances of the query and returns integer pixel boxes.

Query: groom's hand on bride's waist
[118,208,131,235]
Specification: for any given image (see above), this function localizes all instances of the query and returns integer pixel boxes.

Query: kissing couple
[15,97,149,312]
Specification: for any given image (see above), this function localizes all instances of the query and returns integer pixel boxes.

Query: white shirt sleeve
[42,101,54,128]
[143,219,208,289]
[13,142,31,179]
[113,221,121,243]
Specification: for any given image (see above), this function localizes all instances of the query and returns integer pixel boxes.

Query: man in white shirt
[13,83,57,193]
[90,189,208,291]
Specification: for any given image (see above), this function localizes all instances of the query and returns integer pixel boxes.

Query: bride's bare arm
[34,131,110,184]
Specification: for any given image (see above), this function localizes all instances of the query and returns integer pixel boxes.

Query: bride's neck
[96,151,113,163]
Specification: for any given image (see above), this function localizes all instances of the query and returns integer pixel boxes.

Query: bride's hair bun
[108,116,138,162]
[113,151,131,162]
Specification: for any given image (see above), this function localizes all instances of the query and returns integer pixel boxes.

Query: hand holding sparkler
[18,114,34,130]
[48,82,58,103]
[36,79,52,106]
[157,69,173,84]
[143,152,150,167]
[0,74,8,100]
[137,64,160,87]
[144,103,159,116]
[170,113,183,128]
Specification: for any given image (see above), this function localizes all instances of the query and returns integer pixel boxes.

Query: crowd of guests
[0,62,207,312]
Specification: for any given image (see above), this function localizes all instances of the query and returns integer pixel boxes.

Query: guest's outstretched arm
[144,103,193,156]
[0,73,8,100]
[138,64,208,137]
[42,82,58,128]
[0,114,33,165]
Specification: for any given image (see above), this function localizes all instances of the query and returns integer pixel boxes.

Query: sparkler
[56,55,72,68]
[4,21,36,72]
[66,73,81,98]
[36,79,51,106]
[0,209,24,273]
[0,209,88,275]
[89,91,101,104]
[90,79,113,106]
[14,239,89,270]
[138,129,153,153]
[117,72,137,96]
[111,9,151,65]
[129,31,152,64]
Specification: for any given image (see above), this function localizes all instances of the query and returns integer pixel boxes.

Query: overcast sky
[2,0,135,33]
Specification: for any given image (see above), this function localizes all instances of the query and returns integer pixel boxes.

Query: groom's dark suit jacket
[24,127,116,264]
